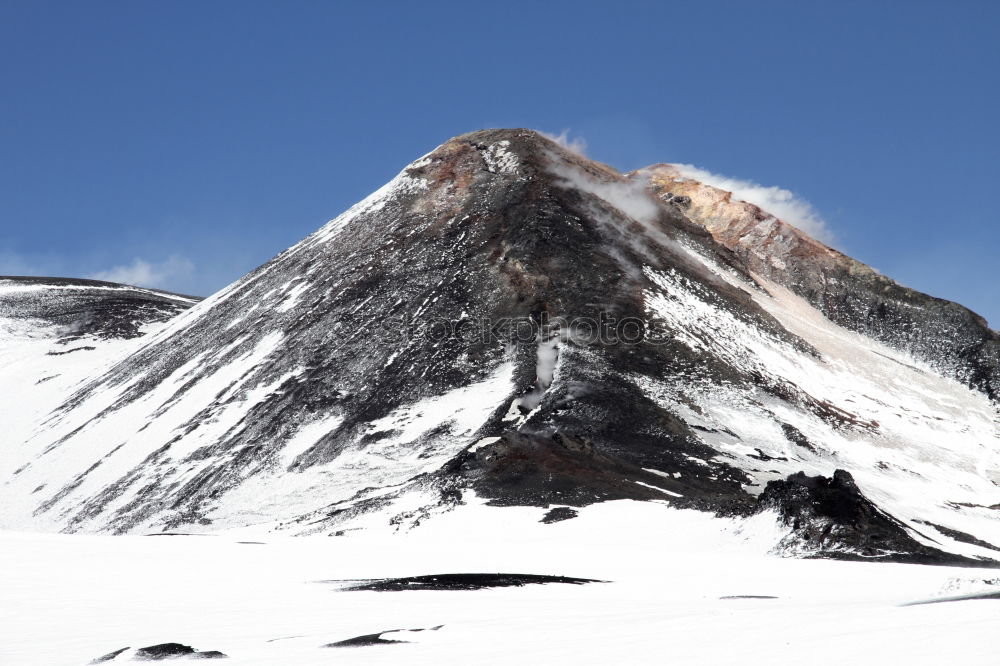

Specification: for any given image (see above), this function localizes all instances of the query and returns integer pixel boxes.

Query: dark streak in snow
[323,573,604,591]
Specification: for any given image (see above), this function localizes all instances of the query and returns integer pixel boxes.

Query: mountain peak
[3,133,999,567]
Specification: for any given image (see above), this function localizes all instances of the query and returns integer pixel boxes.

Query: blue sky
[1,1,998,324]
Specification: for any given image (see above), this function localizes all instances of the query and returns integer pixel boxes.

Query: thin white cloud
[88,255,195,291]
[671,164,834,244]
[539,129,588,156]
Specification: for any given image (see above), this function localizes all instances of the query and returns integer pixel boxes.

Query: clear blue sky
[2,1,998,324]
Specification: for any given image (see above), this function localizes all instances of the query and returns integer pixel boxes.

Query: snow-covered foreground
[3,501,998,665]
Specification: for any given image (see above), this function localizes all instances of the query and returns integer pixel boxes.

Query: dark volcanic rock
[134,643,196,660]
[133,643,227,660]
[541,506,578,523]
[719,595,778,600]
[323,632,409,647]
[445,431,702,507]
[757,470,992,565]
[331,573,602,591]
[902,591,1000,606]
[90,647,129,663]
[324,625,443,648]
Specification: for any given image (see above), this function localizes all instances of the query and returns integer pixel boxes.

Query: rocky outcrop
[642,165,1000,400]
[757,470,992,565]
[89,643,228,661]
[444,430,752,512]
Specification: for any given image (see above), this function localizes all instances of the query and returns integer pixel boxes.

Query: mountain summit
[2,129,998,563]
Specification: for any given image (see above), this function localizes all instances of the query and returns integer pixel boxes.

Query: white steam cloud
[548,160,660,227]
[671,164,834,244]
[88,255,195,291]
[539,129,588,156]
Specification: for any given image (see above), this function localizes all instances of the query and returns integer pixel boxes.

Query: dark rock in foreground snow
[719,595,779,600]
[329,573,603,591]
[323,632,409,648]
[541,506,578,523]
[131,643,227,660]
[323,625,443,648]
[758,470,997,566]
[90,647,129,663]
[901,591,1000,606]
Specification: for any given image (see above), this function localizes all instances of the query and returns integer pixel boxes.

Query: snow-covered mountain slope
[2,130,998,565]
[0,278,198,491]
[0,276,197,340]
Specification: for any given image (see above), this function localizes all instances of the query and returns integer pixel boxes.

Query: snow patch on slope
[481,140,519,174]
